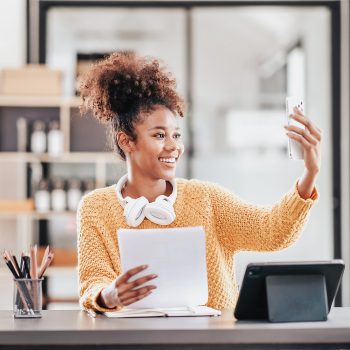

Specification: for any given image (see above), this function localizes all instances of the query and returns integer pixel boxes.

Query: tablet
[234,260,345,321]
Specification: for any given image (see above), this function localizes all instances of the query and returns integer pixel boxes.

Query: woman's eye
[154,132,181,140]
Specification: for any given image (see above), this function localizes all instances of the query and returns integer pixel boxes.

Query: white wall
[0,0,26,68]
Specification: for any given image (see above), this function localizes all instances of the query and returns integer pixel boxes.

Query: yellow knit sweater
[77,178,318,312]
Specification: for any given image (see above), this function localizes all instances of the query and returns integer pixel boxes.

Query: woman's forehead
[139,106,180,129]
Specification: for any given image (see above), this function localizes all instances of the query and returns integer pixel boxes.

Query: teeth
[159,157,176,163]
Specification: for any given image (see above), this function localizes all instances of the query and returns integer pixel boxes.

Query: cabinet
[0,95,125,309]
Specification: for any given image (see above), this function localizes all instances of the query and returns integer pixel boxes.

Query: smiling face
[121,105,184,181]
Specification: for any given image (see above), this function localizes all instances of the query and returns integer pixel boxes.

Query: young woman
[78,52,321,312]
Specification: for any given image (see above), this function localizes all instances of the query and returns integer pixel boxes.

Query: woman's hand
[98,265,157,309]
[284,106,322,199]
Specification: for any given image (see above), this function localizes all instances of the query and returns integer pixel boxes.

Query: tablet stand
[265,274,328,323]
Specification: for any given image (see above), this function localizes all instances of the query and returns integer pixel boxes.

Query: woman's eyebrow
[147,126,180,131]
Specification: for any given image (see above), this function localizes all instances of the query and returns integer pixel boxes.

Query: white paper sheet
[117,226,208,309]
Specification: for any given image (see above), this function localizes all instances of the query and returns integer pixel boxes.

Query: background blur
[0,0,349,310]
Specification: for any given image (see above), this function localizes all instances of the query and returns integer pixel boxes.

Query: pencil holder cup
[13,278,43,318]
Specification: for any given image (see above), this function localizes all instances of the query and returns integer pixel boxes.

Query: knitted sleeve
[209,181,318,253]
[77,194,122,313]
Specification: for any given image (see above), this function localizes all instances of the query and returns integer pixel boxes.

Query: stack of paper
[104,226,221,318]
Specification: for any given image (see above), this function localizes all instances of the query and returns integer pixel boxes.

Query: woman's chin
[159,168,176,181]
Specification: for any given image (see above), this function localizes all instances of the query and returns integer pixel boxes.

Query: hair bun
[79,51,185,124]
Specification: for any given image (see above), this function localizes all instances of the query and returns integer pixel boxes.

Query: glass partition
[191,7,333,284]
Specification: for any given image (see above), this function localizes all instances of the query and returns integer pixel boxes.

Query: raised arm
[212,105,321,253]
[210,181,318,253]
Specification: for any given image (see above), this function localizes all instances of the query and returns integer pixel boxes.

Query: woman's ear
[116,131,135,155]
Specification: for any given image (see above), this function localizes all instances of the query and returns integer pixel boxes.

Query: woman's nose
[164,137,178,150]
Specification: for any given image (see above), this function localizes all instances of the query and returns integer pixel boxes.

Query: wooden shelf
[0,95,80,108]
[0,152,121,163]
[0,95,112,305]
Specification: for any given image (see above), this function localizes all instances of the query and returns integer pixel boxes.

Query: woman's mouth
[159,157,177,167]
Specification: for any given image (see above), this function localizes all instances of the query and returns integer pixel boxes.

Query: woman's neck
[121,174,173,202]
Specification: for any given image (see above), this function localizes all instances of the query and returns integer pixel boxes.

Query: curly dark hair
[79,51,185,160]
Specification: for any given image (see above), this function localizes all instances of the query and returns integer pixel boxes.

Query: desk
[1,308,350,350]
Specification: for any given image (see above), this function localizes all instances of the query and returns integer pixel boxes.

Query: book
[103,306,221,318]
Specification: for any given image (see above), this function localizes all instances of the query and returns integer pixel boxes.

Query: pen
[22,255,31,278]
[18,254,26,309]
[12,254,23,279]
[20,254,25,277]
[187,306,197,314]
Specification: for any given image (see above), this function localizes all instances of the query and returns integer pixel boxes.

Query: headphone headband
[115,174,177,227]
[115,174,177,207]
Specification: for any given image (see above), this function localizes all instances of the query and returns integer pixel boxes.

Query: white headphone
[115,174,177,227]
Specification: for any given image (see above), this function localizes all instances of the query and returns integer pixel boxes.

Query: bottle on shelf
[16,117,28,152]
[30,120,46,154]
[34,179,50,212]
[83,178,95,197]
[48,120,64,156]
[51,177,66,211]
[67,178,82,211]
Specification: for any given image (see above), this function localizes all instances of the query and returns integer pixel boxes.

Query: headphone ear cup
[124,196,148,227]
[156,195,176,221]
[144,195,176,225]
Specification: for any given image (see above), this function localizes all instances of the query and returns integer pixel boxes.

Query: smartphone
[285,96,305,160]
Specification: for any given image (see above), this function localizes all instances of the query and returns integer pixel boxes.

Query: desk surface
[1,307,350,348]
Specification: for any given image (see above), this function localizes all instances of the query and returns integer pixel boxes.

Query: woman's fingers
[116,265,148,286]
[291,108,322,142]
[122,290,153,306]
[118,273,158,294]
[119,285,157,303]
[100,265,157,309]
[286,132,313,151]
[284,124,318,145]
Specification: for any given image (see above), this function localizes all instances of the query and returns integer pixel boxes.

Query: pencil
[3,253,20,279]
[4,251,22,278]
[39,251,54,278]
[39,245,50,274]
[30,245,38,279]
